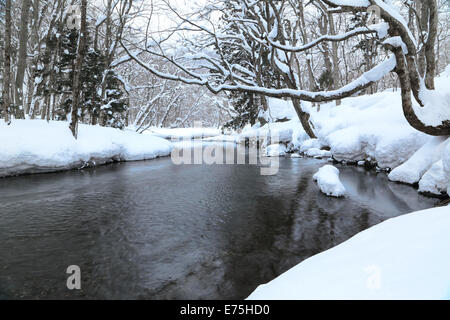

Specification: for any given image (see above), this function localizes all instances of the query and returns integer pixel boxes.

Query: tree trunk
[70,0,87,138]
[424,0,438,90]
[291,98,317,139]
[14,0,32,117]
[392,46,449,136]
[25,0,41,117]
[298,2,316,93]
[2,0,12,123]
[327,12,341,105]
[417,0,428,77]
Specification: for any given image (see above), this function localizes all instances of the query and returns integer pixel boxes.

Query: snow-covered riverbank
[0,120,172,177]
[144,126,221,140]
[237,66,450,197]
[248,205,450,300]
[1,68,449,193]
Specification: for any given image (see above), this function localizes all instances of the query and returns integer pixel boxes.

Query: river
[0,147,438,299]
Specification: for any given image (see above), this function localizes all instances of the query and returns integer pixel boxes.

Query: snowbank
[291,125,310,150]
[145,126,221,140]
[202,134,239,143]
[413,65,450,128]
[299,138,323,153]
[248,205,450,300]
[388,137,447,185]
[305,148,331,158]
[239,66,450,196]
[260,97,297,122]
[444,143,450,195]
[0,120,172,177]
[313,165,346,197]
[243,89,431,168]
[265,144,287,157]
[239,119,300,144]
[306,90,430,168]
[418,161,447,195]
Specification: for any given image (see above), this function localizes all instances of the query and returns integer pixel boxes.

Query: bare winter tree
[1,0,11,124]
[14,0,32,117]
[121,0,449,137]
[69,0,87,138]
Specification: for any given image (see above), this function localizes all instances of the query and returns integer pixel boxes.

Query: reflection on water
[0,151,438,299]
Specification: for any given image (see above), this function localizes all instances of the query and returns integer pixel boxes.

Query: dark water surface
[0,151,438,299]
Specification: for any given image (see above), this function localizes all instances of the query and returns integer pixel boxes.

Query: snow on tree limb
[122,36,396,102]
[268,23,389,52]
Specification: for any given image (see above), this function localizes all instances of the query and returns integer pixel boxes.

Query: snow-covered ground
[248,205,450,300]
[0,120,172,177]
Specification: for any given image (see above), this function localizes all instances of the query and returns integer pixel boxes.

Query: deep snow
[248,205,450,300]
[388,136,448,185]
[0,120,172,177]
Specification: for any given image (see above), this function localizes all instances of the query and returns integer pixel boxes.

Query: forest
[0,0,450,302]
[0,0,448,136]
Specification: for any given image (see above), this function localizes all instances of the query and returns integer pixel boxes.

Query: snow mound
[388,137,447,184]
[291,125,309,150]
[238,119,299,144]
[305,148,331,158]
[268,120,296,143]
[413,71,450,127]
[313,165,346,197]
[265,144,287,157]
[306,90,430,168]
[248,205,450,300]
[0,120,172,177]
[418,161,448,195]
[443,143,450,195]
[299,138,323,153]
[261,98,297,122]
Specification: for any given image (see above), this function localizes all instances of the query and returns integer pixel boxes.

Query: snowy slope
[248,205,450,300]
[0,120,172,177]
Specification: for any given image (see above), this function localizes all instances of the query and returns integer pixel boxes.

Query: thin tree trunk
[298,2,316,92]
[424,0,438,89]
[291,98,316,139]
[26,0,41,117]
[417,0,428,77]
[14,0,32,117]
[2,0,12,123]
[70,0,87,138]
[327,12,341,105]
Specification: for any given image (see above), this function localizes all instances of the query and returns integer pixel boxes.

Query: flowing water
[0,147,438,299]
